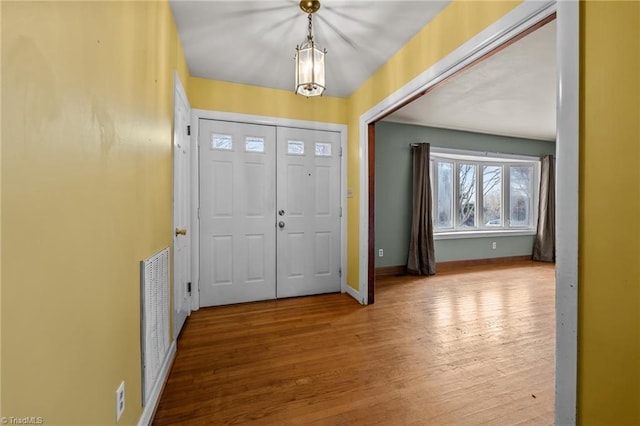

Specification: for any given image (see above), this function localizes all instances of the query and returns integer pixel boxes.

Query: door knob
[175,228,187,236]
[278,221,285,228]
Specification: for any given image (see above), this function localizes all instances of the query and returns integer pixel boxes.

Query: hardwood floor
[153,261,555,425]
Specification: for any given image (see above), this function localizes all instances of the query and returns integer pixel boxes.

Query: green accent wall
[374,121,556,267]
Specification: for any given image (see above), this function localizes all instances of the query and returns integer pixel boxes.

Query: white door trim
[190,109,348,310]
[554,2,579,424]
[357,0,578,424]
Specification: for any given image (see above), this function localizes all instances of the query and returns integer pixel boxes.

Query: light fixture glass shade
[295,40,325,97]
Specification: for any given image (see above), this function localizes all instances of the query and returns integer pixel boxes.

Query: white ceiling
[169,1,556,141]
[169,1,450,98]
[384,20,557,141]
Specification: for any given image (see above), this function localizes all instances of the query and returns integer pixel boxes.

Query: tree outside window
[458,164,476,228]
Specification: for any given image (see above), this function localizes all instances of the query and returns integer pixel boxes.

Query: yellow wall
[189,77,347,124]
[345,0,521,289]
[578,1,640,424]
[1,1,188,424]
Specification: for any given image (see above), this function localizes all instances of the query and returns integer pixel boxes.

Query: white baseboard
[138,341,177,426]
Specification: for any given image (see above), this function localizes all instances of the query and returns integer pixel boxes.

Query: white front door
[172,77,191,338]
[198,120,341,307]
[199,119,277,306]
[276,127,341,298]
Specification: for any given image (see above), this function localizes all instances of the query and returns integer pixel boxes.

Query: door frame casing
[357,1,578,424]
[189,109,348,311]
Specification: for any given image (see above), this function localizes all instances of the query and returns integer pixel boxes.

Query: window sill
[434,229,536,240]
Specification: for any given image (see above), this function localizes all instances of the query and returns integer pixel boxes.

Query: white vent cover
[140,247,170,405]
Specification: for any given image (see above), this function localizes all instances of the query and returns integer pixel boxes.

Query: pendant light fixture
[295,0,326,97]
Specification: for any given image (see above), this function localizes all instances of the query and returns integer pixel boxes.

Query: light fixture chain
[307,13,313,41]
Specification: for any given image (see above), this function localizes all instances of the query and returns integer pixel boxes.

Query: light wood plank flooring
[153,261,555,425]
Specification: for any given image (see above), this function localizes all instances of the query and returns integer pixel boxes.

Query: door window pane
[483,165,502,226]
[436,162,453,228]
[211,134,232,150]
[510,166,532,226]
[458,164,477,228]
[315,142,332,156]
[245,137,265,153]
[287,140,304,155]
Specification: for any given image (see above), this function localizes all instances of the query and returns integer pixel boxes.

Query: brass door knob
[175,228,187,236]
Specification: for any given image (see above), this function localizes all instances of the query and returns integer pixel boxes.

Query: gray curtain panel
[533,154,555,262]
[407,143,436,275]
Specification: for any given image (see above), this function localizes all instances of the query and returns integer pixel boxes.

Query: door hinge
[339,206,342,218]
[187,282,192,294]
[339,147,343,157]
[339,267,342,277]
[187,125,191,136]
[197,207,200,219]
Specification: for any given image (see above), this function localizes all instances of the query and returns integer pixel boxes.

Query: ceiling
[169,1,450,98]
[169,1,556,141]
[384,20,557,141]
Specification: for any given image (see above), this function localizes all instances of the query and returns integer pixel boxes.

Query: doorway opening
[197,119,342,307]
[188,109,349,310]
[367,12,557,303]
[358,2,579,424]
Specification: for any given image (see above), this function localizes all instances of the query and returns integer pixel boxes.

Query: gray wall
[374,121,556,267]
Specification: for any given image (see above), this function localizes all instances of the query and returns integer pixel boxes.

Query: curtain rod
[408,145,554,159]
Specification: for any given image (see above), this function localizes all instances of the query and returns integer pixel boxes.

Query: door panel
[199,119,277,307]
[172,80,191,338]
[276,127,341,298]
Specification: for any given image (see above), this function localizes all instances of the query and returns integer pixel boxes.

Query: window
[431,149,539,235]
[509,166,533,227]
[436,162,453,228]
[483,165,502,226]
[211,134,232,150]
[245,137,265,153]
[287,140,304,155]
[457,163,477,228]
[315,142,332,156]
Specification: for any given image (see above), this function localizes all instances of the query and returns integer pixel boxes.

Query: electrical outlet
[116,381,125,422]
[378,248,384,257]
[492,241,497,250]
